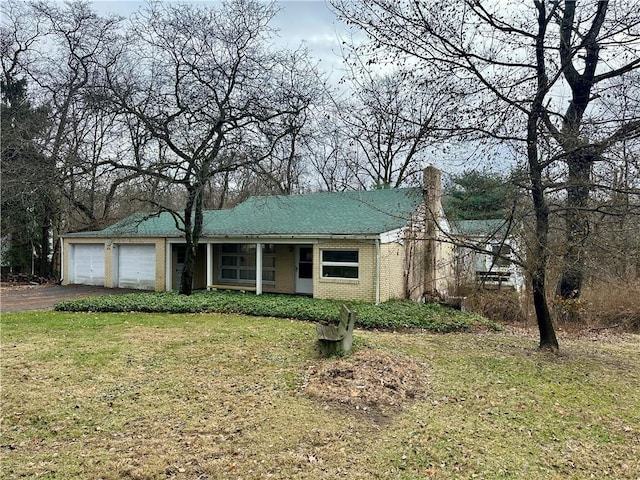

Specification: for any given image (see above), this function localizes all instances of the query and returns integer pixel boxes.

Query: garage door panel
[117,245,156,290]
[72,244,105,286]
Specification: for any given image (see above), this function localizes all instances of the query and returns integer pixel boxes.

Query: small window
[321,249,359,279]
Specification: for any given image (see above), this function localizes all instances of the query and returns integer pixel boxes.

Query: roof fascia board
[194,234,380,243]
[380,228,403,244]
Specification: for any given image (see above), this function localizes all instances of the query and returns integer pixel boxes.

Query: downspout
[375,238,381,305]
[59,238,64,283]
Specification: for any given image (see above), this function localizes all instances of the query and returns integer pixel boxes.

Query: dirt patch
[301,349,429,423]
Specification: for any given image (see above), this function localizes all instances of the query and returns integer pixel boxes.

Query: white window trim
[320,249,359,280]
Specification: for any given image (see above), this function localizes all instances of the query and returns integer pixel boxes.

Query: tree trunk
[530,168,559,351]
[557,150,593,300]
[532,262,558,351]
[179,183,205,296]
[527,9,559,349]
[179,188,196,295]
[555,1,606,299]
[179,242,196,295]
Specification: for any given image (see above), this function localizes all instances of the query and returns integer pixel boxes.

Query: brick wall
[314,239,377,302]
[434,237,454,297]
[380,242,406,301]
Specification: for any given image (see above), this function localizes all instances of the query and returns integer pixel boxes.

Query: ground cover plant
[2,311,639,479]
[53,290,498,332]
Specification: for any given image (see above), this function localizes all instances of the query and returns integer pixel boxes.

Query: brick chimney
[423,165,442,298]
[423,165,443,217]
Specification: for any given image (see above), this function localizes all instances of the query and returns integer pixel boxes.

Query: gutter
[63,233,382,241]
[168,234,382,242]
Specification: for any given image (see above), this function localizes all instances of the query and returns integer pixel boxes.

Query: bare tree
[1,0,130,276]
[331,0,640,350]
[308,122,359,191]
[339,65,453,188]
[551,2,640,299]
[103,0,318,294]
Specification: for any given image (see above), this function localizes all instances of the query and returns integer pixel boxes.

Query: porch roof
[66,187,425,239]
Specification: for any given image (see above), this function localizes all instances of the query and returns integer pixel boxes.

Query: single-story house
[450,219,525,292]
[61,167,454,303]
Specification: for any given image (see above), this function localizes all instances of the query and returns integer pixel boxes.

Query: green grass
[2,311,639,479]
[53,290,498,332]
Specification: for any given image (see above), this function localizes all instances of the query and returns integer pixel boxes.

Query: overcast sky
[271,0,349,79]
[92,0,350,81]
[88,1,487,173]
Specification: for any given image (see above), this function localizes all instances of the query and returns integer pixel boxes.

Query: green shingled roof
[69,187,425,238]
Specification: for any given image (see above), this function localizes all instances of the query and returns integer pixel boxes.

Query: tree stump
[316,304,355,357]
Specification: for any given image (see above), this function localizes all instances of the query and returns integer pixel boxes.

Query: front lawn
[54,290,498,332]
[1,311,639,479]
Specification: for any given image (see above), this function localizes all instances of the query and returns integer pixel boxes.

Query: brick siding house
[61,167,453,303]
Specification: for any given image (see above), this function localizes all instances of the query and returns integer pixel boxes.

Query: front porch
[166,241,314,296]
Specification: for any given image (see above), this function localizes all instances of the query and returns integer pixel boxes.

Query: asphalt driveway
[0,284,141,313]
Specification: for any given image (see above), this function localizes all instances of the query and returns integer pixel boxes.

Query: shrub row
[54,290,500,332]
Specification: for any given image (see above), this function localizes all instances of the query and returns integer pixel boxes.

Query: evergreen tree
[444,169,514,221]
[1,75,51,274]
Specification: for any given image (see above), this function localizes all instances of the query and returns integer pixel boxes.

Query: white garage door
[117,244,156,290]
[70,244,105,286]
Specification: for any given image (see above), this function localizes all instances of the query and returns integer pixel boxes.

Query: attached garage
[68,243,105,286]
[115,244,156,290]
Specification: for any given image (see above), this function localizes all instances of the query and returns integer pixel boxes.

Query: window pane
[239,255,256,267]
[221,244,237,254]
[263,256,275,268]
[300,247,313,262]
[176,246,187,263]
[221,256,237,266]
[322,265,358,279]
[239,244,256,254]
[263,244,275,254]
[262,270,275,282]
[299,262,313,279]
[322,250,358,263]
[239,269,256,280]
[221,268,237,279]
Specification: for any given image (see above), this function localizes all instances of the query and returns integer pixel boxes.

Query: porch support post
[255,241,263,295]
[206,243,213,290]
[165,241,172,291]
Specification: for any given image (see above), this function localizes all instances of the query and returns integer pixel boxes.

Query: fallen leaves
[301,349,429,419]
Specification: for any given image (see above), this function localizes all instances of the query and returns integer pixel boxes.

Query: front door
[173,245,186,290]
[295,246,313,295]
